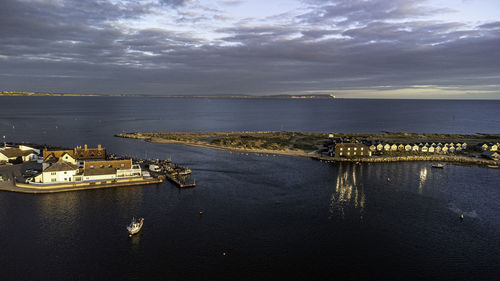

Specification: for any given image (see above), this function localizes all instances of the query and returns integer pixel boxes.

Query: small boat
[127,217,144,236]
[432,163,445,168]
[148,164,161,172]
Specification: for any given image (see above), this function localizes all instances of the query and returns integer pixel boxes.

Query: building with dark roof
[335,143,371,158]
[0,148,36,162]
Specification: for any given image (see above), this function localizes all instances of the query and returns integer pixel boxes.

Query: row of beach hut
[481,143,499,152]
[369,142,467,154]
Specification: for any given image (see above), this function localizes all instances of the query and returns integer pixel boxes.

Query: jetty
[144,158,196,188]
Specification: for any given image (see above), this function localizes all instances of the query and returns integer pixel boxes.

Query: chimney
[84,144,87,151]
[98,144,102,150]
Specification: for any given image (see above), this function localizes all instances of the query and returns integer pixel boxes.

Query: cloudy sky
[1,0,500,98]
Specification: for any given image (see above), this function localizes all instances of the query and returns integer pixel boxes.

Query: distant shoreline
[115,132,500,168]
[0,91,335,99]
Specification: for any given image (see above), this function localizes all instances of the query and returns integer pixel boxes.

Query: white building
[33,161,79,183]
[0,147,37,162]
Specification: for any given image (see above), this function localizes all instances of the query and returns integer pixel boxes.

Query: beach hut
[431,143,436,147]
[377,143,384,151]
[428,146,435,153]
[421,146,429,153]
[405,144,412,151]
[384,144,391,151]
[391,144,398,151]
[442,146,449,153]
[481,144,489,151]
[412,144,419,152]
[461,142,467,149]
[456,146,462,152]
[491,144,498,151]
[449,142,455,147]
[449,147,456,153]
[437,143,443,147]
[398,144,405,151]
[369,145,377,152]
[435,146,442,153]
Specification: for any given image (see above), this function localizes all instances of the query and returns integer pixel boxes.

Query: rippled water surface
[0,97,499,280]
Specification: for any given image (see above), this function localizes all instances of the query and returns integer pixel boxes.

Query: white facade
[34,169,78,184]
[60,153,77,165]
[83,164,142,181]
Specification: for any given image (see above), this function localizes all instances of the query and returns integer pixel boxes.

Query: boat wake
[448,203,479,219]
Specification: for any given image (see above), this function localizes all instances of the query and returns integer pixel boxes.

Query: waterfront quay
[0,143,194,193]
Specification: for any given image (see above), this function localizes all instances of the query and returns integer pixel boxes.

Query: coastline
[0,174,162,194]
[116,132,500,167]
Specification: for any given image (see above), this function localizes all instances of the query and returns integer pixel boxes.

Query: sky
[1,0,500,98]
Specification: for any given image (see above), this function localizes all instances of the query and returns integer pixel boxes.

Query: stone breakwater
[315,154,499,166]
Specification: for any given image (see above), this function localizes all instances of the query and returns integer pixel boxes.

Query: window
[90,165,94,169]
[340,152,343,156]
[120,164,125,168]
[100,165,104,168]
[64,171,67,174]
[348,148,350,151]
[361,148,364,151]
[108,165,112,168]
[354,147,357,151]
[354,152,357,155]
[64,178,67,181]
[51,172,56,175]
[51,178,56,182]
[340,148,343,151]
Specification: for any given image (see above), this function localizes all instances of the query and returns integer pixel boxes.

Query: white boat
[127,217,144,236]
[148,164,161,172]
[432,163,445,168]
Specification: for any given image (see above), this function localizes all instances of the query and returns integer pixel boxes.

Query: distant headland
[116,131,500,167]
[0,91,336,99]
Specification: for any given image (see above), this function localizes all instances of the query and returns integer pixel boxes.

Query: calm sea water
[0,97,499,281]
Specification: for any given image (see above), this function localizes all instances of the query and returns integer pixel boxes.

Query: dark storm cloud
[1,0,499,97]
[159,0,191,7]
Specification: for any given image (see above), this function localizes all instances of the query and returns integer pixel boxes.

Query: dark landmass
[0,91,335,99]
[115,131,500,167]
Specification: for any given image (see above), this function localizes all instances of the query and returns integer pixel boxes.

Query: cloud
[0,0,499,98]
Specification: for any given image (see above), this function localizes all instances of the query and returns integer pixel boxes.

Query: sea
[0,97,499,281]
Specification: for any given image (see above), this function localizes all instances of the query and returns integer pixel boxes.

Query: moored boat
[127,217,144,236]
[432,163,445,168]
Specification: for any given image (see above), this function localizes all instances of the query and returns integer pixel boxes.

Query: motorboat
[148,164,161,172]
[431,163,445,168]
[127,217,144,236]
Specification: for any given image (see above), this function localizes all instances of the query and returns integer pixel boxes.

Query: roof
[74,147,106,160]
[43,149,74,161]
[336,143,368,148]
[84,167,116,176]
[44,162,78,172]
[0,148,34,158]
[84,159,132,170]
